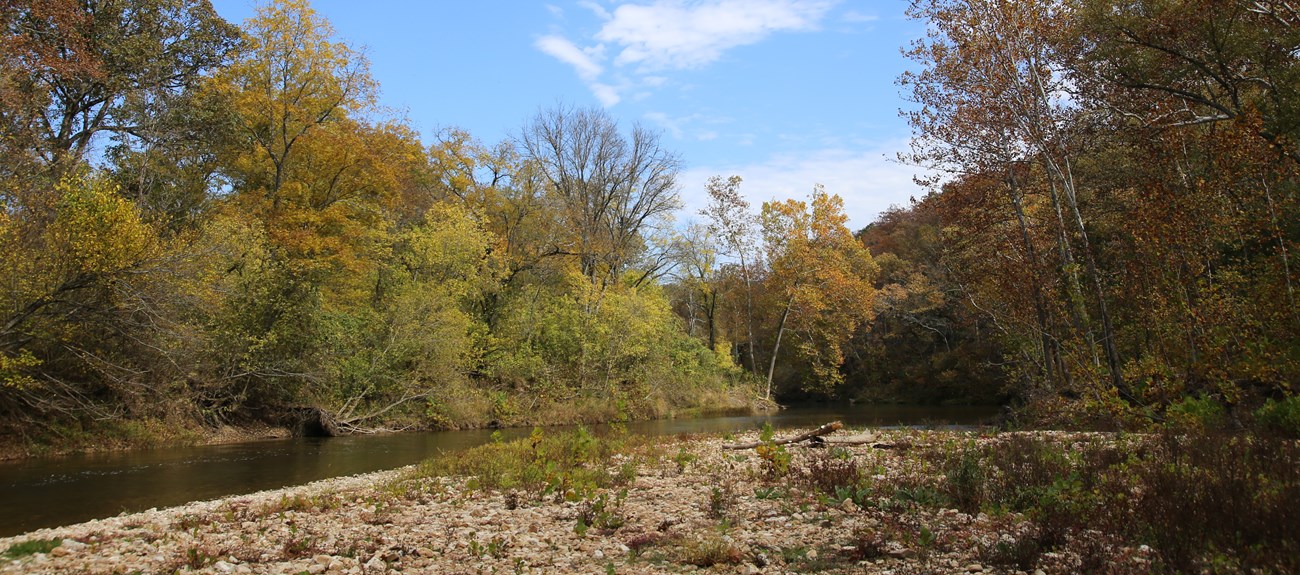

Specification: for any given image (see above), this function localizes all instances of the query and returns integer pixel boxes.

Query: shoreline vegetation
[4,426,1297,575]
[0,389,769,461]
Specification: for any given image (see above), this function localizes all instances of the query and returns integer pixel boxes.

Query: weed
[468,536,508,558]
[417,427,646,502]
[671,446,697,473]
[625,531,665,555]
[944,446,984,514]
[681,536,743,567]
[795,449,863,496]
[705,481,737,520]
[3,539,62,558]
[979,535,1041,571]
[891,485,947,508]
[755,422,792,478]
[576,490,627,536]
[753,486,786,499]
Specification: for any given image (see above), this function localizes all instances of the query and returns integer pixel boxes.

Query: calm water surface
[0,404,996,536]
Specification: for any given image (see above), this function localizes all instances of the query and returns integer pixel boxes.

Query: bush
[1255,396,1300,437]
[409,426,650,501]
[1165,395,1227,431]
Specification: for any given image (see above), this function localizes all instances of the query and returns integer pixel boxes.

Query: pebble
[0,430,1142,575]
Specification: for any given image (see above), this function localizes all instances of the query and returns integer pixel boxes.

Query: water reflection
[0,404,995,536]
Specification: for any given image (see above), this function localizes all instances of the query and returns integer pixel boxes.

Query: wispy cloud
[598,0,835,70]
[535,35,603,81]
[643,111,729,140]
[677,141,922,230]
[537,0,837,106]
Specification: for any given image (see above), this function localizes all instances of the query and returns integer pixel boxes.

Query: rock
[965,564,984,572]
[593,549,604,559]
[742,563,760,575]
[49,547,70,558]
[415,547,436,558]
[212,560,234,573]
[306,564,326,575]
[314,554,334,565]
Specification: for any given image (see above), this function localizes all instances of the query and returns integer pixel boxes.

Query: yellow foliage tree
[760,186,877,398]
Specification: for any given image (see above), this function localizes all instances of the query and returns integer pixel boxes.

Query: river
[0,404,996,537]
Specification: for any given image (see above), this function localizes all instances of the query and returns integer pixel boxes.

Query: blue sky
[208,0,926,229]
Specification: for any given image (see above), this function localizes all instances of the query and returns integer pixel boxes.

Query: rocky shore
[0,428,1198,574]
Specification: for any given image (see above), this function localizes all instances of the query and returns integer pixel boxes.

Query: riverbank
[3,427,1295,574]
[0,387,768,462]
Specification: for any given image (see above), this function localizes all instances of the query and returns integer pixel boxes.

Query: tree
[517,104,681,300]
[902,0,1130,400]
[215,0,377,203]
[759,186,877,399]
[1073,0,1300,162]
[0,0,238,171]
[701,175,762,374]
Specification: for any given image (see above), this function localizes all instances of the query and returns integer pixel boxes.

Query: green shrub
[409,426,648,500]
[4,539,62,558]
[1255,396,1300,437]
[1165,395,1227,430]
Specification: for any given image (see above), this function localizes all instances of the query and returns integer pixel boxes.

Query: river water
[0,404,996,537]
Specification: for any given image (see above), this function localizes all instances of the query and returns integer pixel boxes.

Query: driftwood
[823,434,878,445]
[723,421,843,450]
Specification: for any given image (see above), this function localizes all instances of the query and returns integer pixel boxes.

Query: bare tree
[517,104,681,300]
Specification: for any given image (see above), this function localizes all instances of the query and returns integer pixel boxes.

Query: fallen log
[822,433,878,445]
[722,421,843,450]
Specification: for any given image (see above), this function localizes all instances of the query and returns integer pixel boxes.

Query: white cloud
[578,0,612,20]
[590,82,623,107]
[678,141,923,231]
[536,0,836,106]
[535,35,604,80]
[597,0,836,70]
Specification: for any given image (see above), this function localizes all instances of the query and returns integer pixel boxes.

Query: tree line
[0,0,883,445]
[848,0,1299,429]
[2,0,1296,447]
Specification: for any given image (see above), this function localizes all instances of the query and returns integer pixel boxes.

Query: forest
[1,0,1297,450]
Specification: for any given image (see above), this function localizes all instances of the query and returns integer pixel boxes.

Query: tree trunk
[765,294,795,401]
